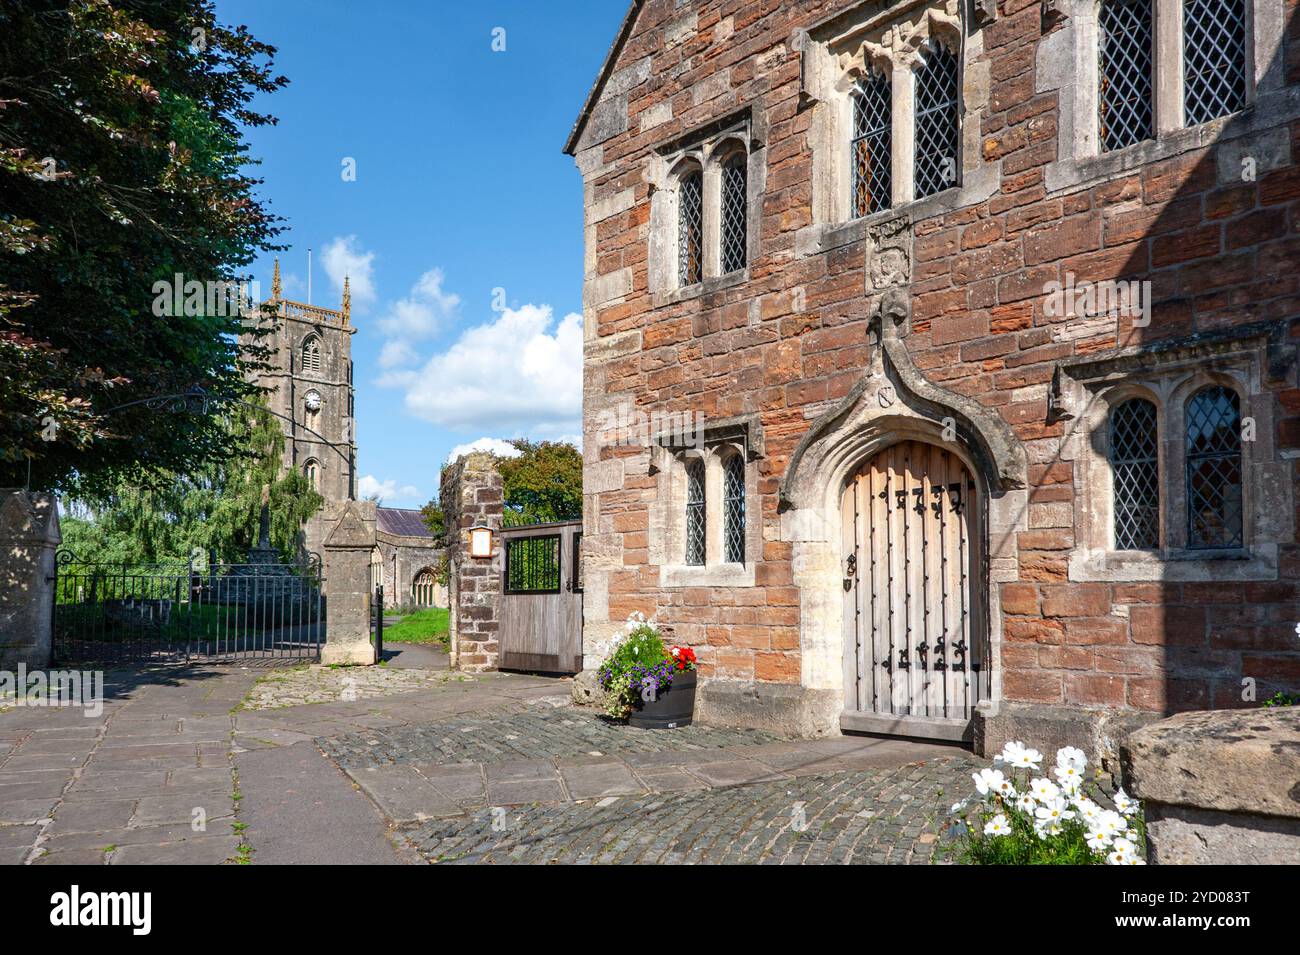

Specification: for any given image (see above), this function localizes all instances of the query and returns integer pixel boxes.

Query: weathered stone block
[1123,706,1300,864]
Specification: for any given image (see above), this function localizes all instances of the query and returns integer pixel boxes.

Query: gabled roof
[562,0,645,156]
[376,507,433,538]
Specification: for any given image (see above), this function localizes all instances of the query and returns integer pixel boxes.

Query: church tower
[251,258,358,555]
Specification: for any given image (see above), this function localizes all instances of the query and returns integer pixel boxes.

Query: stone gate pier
[313,500,378,666]
[0,489,60,670]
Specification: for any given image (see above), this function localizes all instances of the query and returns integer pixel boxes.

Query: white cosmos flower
[984,814,1011,836]
[1074,798,1102,825]
[949,800,968,816]
[1034,797,1075,825]
[1107,837,1136,865]
[1029,777,1060,802]
[1124,827,1140,842]
[1014,792,1037,813]
[998,741,1042,769]
[1056,746,1087,771]
[1085,829,1112,851]
[1034,818,1064,838]
[1054,762,1085,789]
[1096,809,1124,836]
[973,768,1015,799]
[1114,787,1137,816]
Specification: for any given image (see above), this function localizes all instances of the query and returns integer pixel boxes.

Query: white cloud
[320,235,376,310]
[445,437,523,466]
[358,474,420,505]
[376,268,461,367]
[397,304,582,435]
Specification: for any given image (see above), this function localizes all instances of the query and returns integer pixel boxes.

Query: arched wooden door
[840,440,988,738]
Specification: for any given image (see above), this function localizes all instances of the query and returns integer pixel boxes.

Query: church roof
[376,507,433,538]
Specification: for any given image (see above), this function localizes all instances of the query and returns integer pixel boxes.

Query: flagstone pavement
[0,663,980,865]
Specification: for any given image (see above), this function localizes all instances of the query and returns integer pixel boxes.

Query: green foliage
[497,440,582,524]
[1263,691,1299,707]
[419,500,445,537]
[420,439,579,539]
[0,0,287,491]
[596,616,673,720]
[60,398,322,565]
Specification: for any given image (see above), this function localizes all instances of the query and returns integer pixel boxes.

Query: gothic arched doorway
[840,440,989,732]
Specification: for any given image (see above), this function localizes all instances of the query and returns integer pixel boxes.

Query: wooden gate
[498,521,583,674]
[840,440,988,740]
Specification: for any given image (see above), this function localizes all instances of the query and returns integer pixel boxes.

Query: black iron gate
[50,549,325,664]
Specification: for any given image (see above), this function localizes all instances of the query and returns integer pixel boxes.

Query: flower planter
[629,670,697,729]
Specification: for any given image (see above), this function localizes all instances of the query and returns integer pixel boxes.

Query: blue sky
[216,0,626,507]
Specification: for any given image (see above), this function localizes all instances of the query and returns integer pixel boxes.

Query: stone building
[566,0,1300,753]
[248,260,359,557]
[372,507,447,610]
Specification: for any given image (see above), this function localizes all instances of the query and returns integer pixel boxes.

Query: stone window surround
[303,457,321,491]
[794,0,998,259]
[1042,0,1290,194]
[648,417,763,588]
[1059,332,1290,582]
[648,115,765,306]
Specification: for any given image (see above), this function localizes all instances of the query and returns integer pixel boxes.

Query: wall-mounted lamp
[468,525,494,559]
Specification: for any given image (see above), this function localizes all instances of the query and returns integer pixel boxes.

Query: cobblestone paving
[240,664,473,710]
[403,755,979,864]
[320,705,780,769]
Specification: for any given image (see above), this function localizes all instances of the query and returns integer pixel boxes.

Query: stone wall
[0,490,60,670]
[374,535,446,610]
[569,0,1300,741]
[440,453,504,672]
[1123,705,1300,864]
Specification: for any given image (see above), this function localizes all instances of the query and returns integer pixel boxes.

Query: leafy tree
[420,500,445,537]
[498,440,583,524]
[420,439,582,536]
[0,0,286,492]
[61,399,322,566]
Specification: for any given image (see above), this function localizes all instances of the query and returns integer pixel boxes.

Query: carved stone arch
[780,301,1027,516]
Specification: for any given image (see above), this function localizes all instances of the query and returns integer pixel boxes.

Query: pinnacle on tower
[342,275,351,324]
[272,257,282,300]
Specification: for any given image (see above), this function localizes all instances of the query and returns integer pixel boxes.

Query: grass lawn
[380,607,449,647]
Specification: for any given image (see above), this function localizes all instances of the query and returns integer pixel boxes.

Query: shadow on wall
[1043,2,1300,715]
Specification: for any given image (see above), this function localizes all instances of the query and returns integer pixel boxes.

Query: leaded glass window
[685,458,705,566]
[723,454,745,564]
[1186,386,1244,550]
[678,169,704,286]
[852,69,892,217]
[1098,0,1154,152]
[721,154,748,274]
[1183,0,1247,126]
[1111,398,1160,550]
[913,42,960,200]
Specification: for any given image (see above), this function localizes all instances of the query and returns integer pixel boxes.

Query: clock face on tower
[304,389,322,413]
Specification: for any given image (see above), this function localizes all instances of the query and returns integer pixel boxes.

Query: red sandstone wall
[581,0,1300,710]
